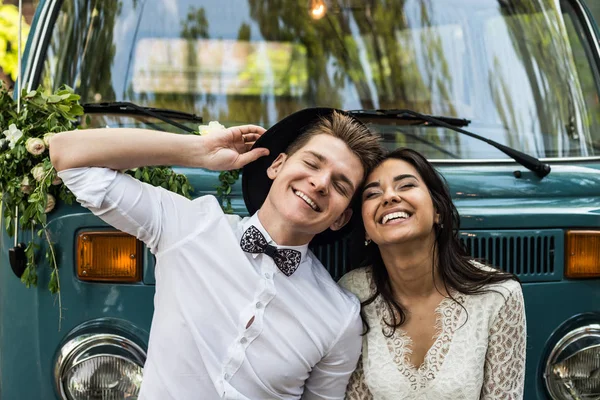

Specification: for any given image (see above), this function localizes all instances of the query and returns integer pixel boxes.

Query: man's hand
[198,125,269,171]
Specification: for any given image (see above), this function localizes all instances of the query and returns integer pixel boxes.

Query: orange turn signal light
[565,230,600,278]
[76,231,142,282]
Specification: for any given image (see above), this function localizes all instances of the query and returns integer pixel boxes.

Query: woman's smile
[379,209,412,225]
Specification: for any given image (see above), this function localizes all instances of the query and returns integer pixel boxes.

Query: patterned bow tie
[240,226,302,277]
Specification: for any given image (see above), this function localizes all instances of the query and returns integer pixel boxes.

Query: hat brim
[242,108,360,246]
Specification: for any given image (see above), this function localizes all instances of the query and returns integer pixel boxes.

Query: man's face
[263,134,364,243]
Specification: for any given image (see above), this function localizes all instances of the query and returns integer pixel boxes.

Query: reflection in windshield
[39,0,600,159]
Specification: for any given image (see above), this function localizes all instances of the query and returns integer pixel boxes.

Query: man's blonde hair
[285,111,383,181]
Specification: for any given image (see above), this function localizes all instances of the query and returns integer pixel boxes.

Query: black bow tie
[240,226,302,277]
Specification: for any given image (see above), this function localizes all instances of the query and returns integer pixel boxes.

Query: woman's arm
[480,284,527,400]
[50,125,267,172]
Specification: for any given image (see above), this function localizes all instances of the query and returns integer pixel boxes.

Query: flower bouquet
[0,83,194,300]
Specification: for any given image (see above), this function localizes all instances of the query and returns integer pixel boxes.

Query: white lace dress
[338,267,526,400]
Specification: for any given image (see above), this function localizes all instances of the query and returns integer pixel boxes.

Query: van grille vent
[458,230,562,281]
[313,230,563,282]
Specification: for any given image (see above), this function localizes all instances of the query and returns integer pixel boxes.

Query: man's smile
[294,189,321,212]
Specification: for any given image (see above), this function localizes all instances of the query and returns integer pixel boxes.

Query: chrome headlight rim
[54,331,147,400]
[543,323,600,399]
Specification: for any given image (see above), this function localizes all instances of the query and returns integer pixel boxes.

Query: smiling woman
[339,148,527,399]
[361,164,438,248]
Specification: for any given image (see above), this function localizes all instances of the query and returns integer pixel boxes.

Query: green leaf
[48,270,59,294]
[47,95,62,103]
[70,105,84,116]
[20,266,30,286]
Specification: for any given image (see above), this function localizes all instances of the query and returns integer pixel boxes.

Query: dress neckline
[373,291,465,389]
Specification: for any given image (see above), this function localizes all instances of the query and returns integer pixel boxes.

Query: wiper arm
[349,109,551,178]
[83,102,203,133]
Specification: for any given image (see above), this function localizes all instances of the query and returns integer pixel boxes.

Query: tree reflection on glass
[488,0,594,157]
[47,0,121,103]
[38,0,600,158]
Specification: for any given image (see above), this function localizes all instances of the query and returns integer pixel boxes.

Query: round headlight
[544,324,600,399]
[55,333,146,400]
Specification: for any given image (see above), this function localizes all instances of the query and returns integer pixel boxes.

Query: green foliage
[0,1,30,81]
[216,170,240,214]
[0,82,195,297]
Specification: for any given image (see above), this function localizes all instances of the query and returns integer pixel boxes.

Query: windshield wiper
[83,102,202,133]
[349,109,551,178]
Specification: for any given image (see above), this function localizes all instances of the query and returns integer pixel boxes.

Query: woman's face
[361,158,439,247]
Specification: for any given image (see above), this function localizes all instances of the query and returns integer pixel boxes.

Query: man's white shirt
[59,167,362,400]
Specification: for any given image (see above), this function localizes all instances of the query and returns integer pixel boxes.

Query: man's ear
[267,153,288,180]
[329,208,353,231]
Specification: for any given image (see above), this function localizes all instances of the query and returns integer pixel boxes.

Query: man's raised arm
[49,126,268,172]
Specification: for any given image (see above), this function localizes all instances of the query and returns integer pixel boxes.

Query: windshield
[37,0,600,159]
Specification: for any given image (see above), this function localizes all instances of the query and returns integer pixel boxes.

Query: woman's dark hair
[350,148,519,335]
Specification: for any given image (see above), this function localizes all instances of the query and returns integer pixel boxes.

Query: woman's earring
[439,223,444,229]
[364,239,371,246]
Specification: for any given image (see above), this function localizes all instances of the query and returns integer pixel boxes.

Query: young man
[50,108,382,399]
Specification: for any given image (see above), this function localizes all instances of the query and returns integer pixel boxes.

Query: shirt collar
[242,212,309,263]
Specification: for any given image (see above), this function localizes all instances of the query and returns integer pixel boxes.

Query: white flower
[2,124,23,149]
[44,194,56,213]
[198,121,225,136]
[31,164,46,182]
[26,138,46,155]
[20,176,33,194]
[43,132,56,147]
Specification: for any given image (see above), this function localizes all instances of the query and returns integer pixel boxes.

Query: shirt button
[264,272,272,279]
[256,302,263,309]
[224,373,230,380]
[240,337,248,344]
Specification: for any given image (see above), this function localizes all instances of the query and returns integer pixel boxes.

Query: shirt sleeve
[344,354,373,400]
[302,303,363,400]
[59,167,212,254]
[480,283,527,400]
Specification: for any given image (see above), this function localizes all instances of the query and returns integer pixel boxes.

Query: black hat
[242,107,365,246]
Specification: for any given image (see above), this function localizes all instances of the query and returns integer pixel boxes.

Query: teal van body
[2,0,600,398]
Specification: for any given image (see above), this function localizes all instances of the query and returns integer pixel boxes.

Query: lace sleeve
[345,354,373,400]
[480,284,527,400]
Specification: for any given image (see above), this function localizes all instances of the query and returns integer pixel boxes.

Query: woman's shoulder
[338,267,373,301]
[469,260,523,298]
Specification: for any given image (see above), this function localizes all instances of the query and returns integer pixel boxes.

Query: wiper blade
[83,102,202,133]
[350,109,471,128]
[349,109,551,178]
